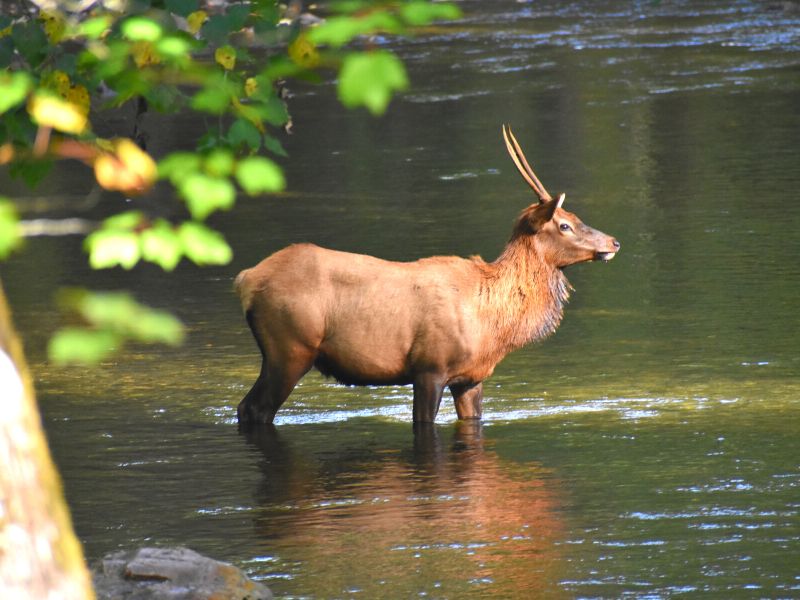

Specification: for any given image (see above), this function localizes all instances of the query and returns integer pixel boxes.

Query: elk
[235,125,619,426]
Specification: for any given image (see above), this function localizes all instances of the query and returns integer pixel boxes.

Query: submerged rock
[93,546,272,600]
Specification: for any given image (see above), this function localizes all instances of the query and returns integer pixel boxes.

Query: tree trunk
[0,281,95,598]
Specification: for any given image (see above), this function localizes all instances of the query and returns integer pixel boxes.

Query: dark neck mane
[477,234,571,352]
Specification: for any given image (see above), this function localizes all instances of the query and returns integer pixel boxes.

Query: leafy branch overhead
[49,288,185,365]
[0,0,461,364]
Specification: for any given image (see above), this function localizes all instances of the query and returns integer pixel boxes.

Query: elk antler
[501,124,553,204]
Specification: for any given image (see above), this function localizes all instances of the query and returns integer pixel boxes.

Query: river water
[3,1,800,597]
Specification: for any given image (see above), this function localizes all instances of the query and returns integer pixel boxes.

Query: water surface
[3,1,800,597]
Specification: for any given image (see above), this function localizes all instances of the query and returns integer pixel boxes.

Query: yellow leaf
[115,138,157,187]
[95,138,115,152]
[244,77,258,98]
[0,143,14,164]
[42,70,71,96]
[40,10,66,44]
[28,92,87,135]
[214,45,236,71]
[288,34,319,68]
[187,10,208,35]
[93,154,122,190]
[41,72,90,117]
[65,84,90,117]
[93,138,157,195]
[131,40,160,68]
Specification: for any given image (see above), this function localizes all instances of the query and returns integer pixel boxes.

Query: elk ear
[527,194,564,232]
[539,193,565,223]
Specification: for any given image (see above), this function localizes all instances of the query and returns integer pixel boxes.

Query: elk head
[502,124,620,268]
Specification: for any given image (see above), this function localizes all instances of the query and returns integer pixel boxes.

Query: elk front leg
[450,382,483,420]
[412,373,446,423]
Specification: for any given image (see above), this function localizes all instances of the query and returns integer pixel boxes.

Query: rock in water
[93,547,272,599]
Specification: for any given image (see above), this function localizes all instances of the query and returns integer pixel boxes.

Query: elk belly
[313,343,414,386]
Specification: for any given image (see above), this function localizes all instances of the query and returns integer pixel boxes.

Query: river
[3,0,800,597]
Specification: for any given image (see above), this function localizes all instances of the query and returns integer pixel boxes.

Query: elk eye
[559,223,572,232]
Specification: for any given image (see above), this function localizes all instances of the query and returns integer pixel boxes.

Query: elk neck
[477,233,571,352]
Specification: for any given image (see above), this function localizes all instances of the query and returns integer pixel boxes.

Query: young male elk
[235,125,619,425]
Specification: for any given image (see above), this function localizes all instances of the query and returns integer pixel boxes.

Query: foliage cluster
[0,0,460,363]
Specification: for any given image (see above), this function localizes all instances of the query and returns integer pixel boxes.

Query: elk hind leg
[238,344,315,427]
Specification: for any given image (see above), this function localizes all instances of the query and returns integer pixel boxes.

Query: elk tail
[234,269,254,312]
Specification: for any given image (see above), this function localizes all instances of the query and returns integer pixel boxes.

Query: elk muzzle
[595,238,620,262]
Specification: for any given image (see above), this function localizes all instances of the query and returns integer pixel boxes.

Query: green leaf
[338,51,408,115]
[129,309,185,345]
[196,128,224,153]
[400,2,462,26]
[179,173,236,220]
[166,0,199,17]
[252,94,289,126]
[235,156,285,195]
[309,13,400,48]
[141,220,182,271]
[145,83,184,113]
[178,221,233,265]
[49,290,186,363]
[83,212,145,269]
[77,15,113,39]
[8,158,54,189]
[365,11,404,33]
[0,199,21,260]
[158,152,202,185]
[232,101,263,130]
[78,292,138,329]
[0,37,14,69]
[54,53,78,77]
[1,110,35,145]
[252,3,281,29]
[102,210,144,231]
[0,72,32,115]
[329,1,371,13]
[77,292,183,345]
[48,327,118,365]
[262,56,311,81]
[226,4,251,31]
[11,20,49,67]
[85,229,141,270]
[203,148,235,177]
[191,85,233,115]
[227,118,261,151]
[308,16,365,47]
[156,35,194,60]
[121,17,163,42]
[201,14,232,45]
[263,134,288,157]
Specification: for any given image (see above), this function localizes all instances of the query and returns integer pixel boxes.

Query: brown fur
[235,198,619,426]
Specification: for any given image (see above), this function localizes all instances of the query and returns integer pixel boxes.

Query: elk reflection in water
[245,421,565,597]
